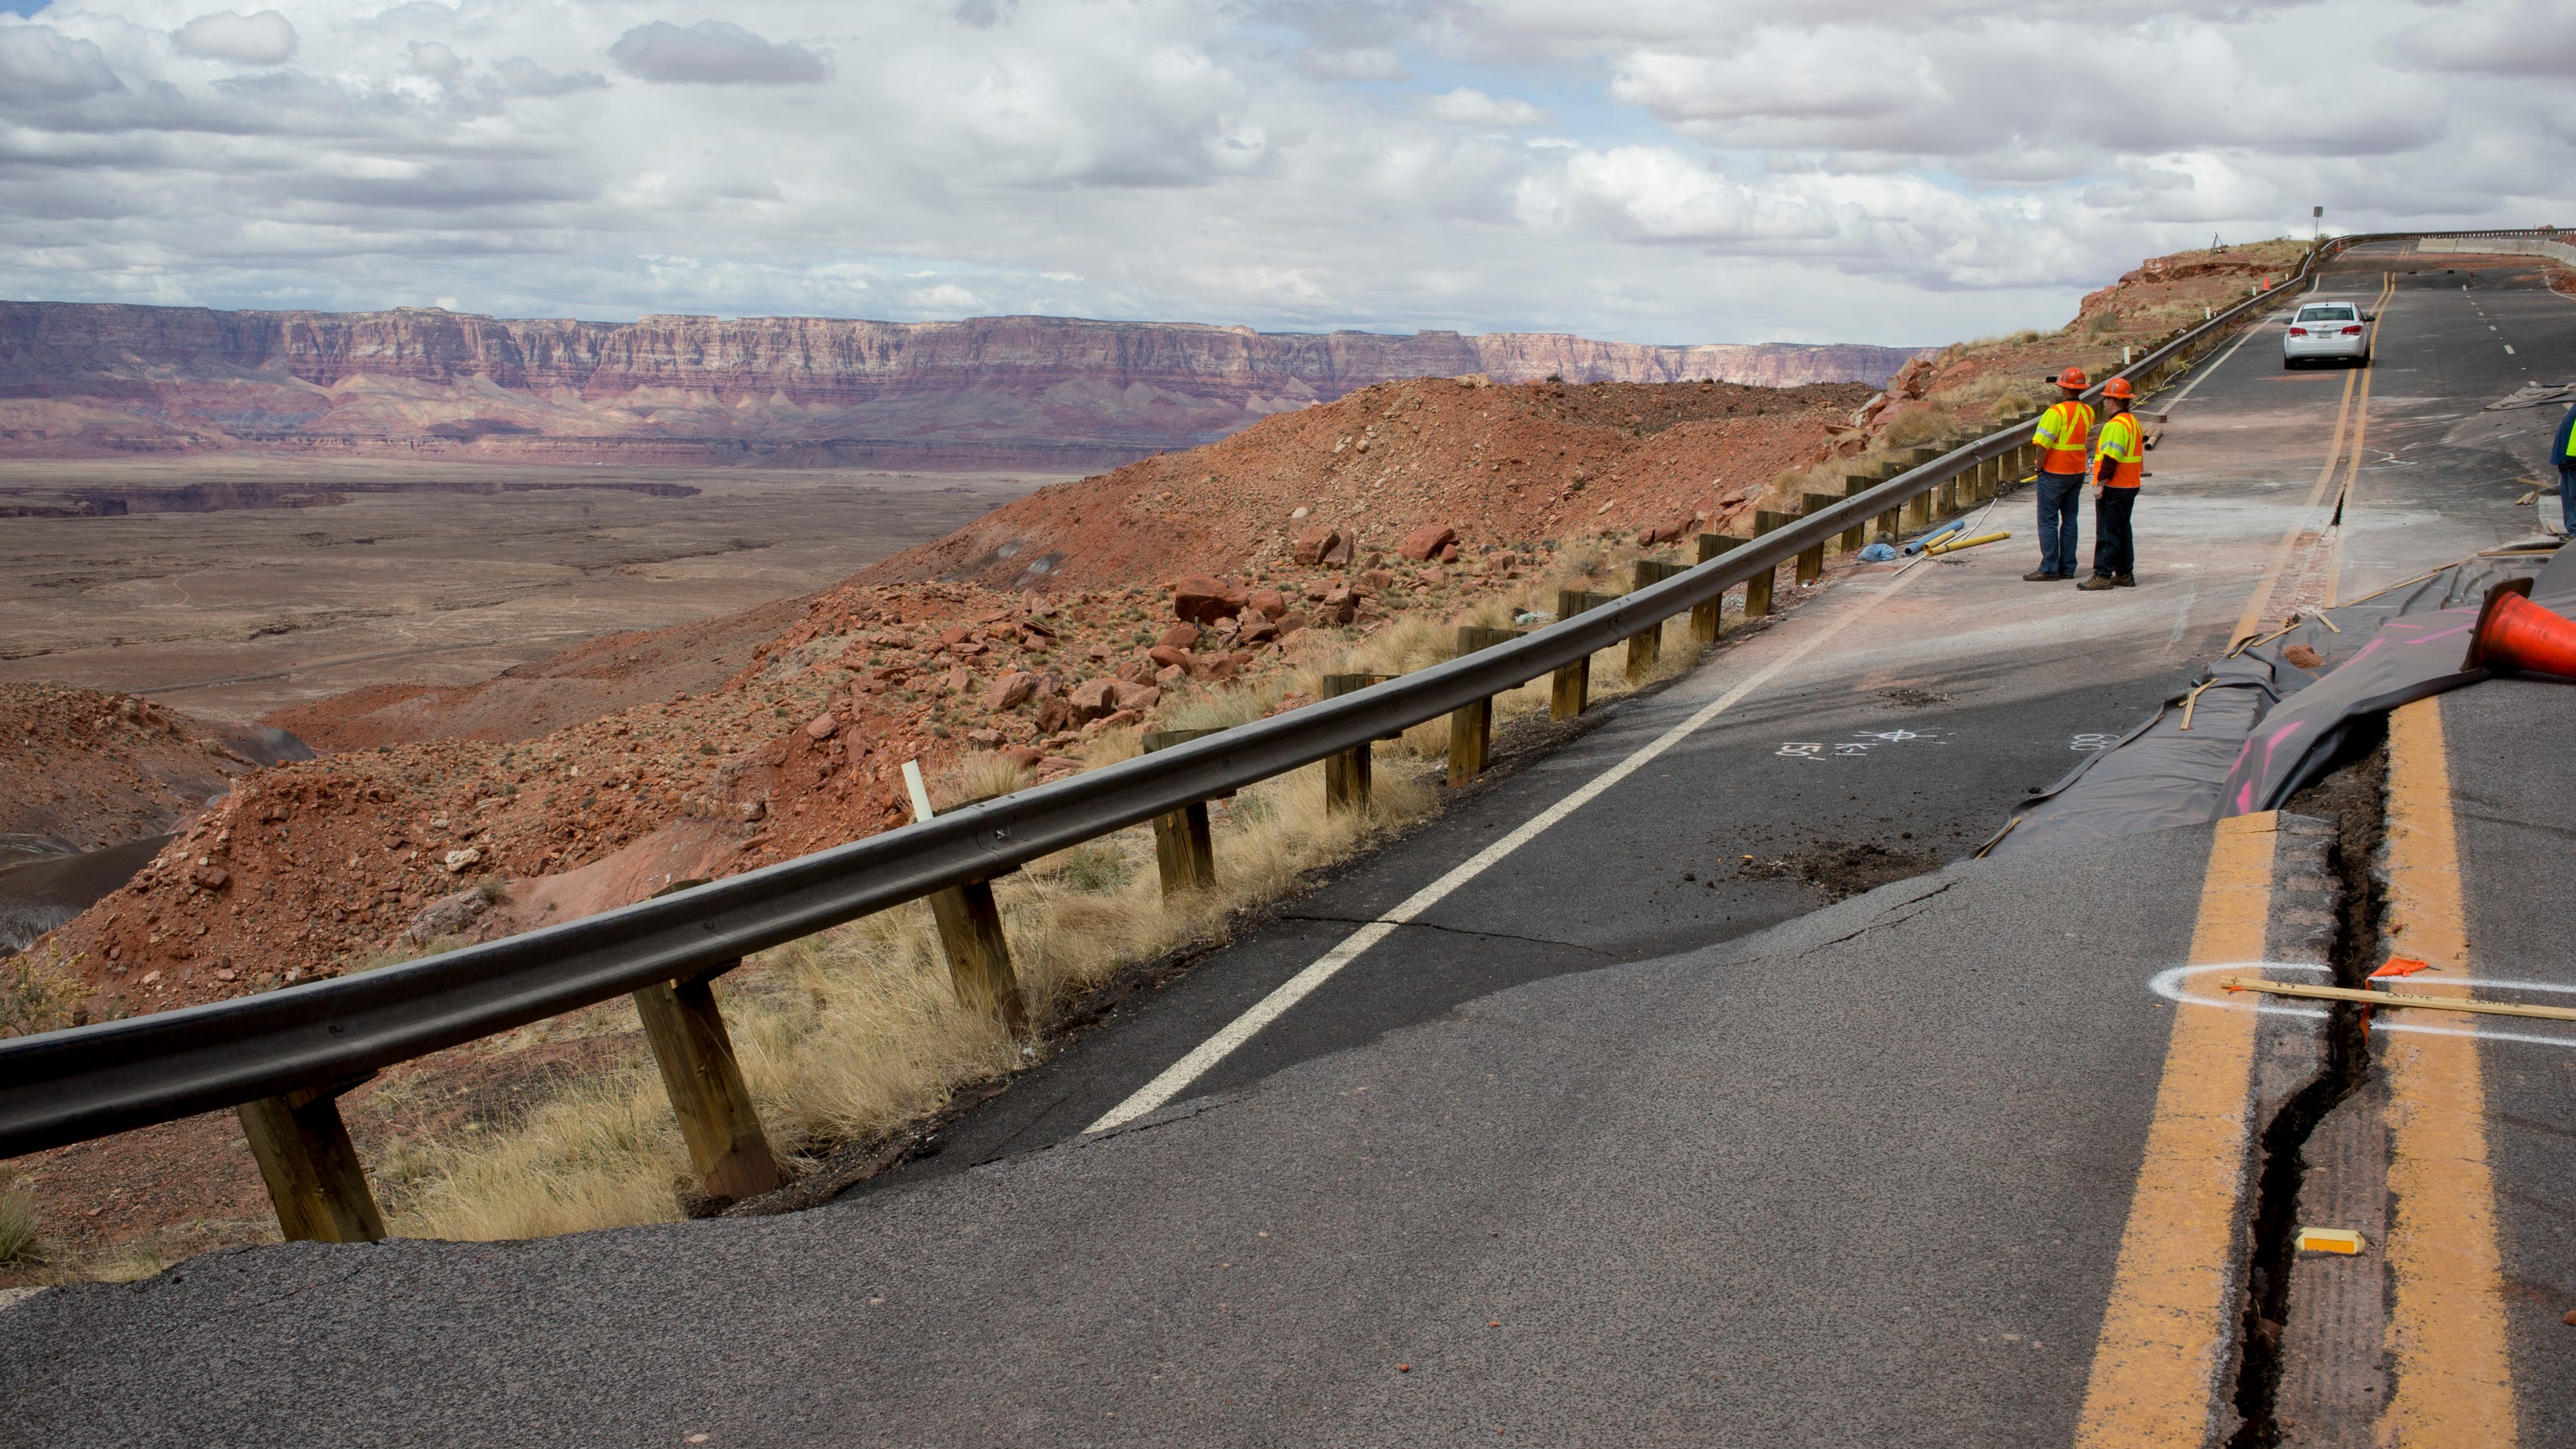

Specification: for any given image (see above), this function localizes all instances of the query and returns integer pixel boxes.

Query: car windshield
[2299,305,2359,322]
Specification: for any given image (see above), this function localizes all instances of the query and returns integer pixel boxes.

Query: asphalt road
[0,819,2313,1447]
[6,253,2570,1445]
[2440,679,2576,1443]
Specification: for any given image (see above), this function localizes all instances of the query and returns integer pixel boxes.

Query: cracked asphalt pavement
[8,244,2571,1444]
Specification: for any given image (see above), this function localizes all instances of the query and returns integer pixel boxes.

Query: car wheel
[2282,357,2298,370]
[2358,351,2372,369]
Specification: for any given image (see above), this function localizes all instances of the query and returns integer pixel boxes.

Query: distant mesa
[0,300,1926,473]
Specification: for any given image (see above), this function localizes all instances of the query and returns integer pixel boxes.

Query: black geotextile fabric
[1983,542,2574,857]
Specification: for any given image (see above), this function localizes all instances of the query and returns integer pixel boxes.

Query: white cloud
[0,24,124,101]
[1426,86,1542,126]
[0,1,2557,349]
[171,10,298,67]
[909,282,985,314]
[605,20,827,86]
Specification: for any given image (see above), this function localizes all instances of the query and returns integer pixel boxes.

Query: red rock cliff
[0,302,1922,469]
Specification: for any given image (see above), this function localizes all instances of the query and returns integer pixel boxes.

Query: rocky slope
[861,375,1874,595]
[13,241,2287,1021]
[0,301,1920,469]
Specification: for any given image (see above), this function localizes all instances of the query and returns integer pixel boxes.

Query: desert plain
[0,459,1051,720]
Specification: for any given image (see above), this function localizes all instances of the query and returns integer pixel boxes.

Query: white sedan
[2283,300,2372,368]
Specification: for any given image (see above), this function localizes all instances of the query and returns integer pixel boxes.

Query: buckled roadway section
[3,255,2571,1444]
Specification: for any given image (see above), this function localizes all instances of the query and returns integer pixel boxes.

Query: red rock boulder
[1292,526,1342,567]
[983,672,1039,711]
[1398,525,1457,561]
[1067,678,1123,720]
[1171,576,1248,625]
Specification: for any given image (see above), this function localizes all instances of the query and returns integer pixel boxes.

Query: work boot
[2112,573,2136,587]
[2077,574,2116,591]
[2022,570,2064,582]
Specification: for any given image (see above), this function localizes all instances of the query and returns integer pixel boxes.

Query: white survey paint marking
[1085,564,1932,1134]
[2504,344,2516,354]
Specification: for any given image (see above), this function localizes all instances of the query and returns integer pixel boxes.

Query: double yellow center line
[2227,271,2396,645]
[2074,698,2519,1445]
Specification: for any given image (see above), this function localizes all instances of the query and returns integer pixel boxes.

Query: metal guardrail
[0,227,2545,1174]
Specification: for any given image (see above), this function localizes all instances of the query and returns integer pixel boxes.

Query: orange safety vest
[2033,398,2095,474]
[2094,411,2145,487]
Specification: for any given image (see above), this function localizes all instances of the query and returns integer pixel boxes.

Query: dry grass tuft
[367,532,1715,1246]
[387,758,1437,1242]
[0,1168,41,1267]
[0,952,81,1040]
[931,752,1033,809]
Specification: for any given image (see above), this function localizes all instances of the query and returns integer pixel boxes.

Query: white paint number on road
[2070,733,2120,752]
[1778,726,1951,762]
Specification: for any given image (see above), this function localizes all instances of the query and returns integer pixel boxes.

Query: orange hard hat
[2102,377,2135,400]
[2056,365,2088,390]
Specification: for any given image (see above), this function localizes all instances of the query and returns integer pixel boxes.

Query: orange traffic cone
[2465,578,2576,677]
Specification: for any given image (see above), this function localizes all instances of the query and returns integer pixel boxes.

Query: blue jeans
[2562,464,2574,534]
[2037,471,2085,576]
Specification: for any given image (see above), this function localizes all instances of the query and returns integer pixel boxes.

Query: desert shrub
[0,1170,39,1266]
[1879,405,1956,449]
[931,753,1031,809]
[0,953,80,1039]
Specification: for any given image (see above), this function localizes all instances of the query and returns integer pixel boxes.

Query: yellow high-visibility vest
[2033,399,2095,473]
[2095,411,2145,487]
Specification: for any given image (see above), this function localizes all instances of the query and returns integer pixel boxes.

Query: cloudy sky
[0,1,2563,346]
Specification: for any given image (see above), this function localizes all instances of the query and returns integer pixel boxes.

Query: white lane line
[1084,565,1930,1134]
[2161,314,2269,411]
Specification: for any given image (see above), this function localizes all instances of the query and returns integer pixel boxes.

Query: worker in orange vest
[2023,366,2095,581]
[2079,377,2145,590]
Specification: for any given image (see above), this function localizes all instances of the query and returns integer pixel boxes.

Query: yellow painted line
[2075,811,2281,1447]
[2321,272,2396,608]
[2377,698,2517,1445]
[2231,368,2358,648]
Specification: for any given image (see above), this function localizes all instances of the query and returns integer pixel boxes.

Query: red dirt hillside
[20,374,1877,1022]
[863,374,1877,594]
[14,242,2310,1027]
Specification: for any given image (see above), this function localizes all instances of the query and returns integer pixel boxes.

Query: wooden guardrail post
[237,1078,386,1244]
[1746,510,1788,617]
[1871,461,1903,543]
[634,963,782,1203]
[927,880,1026,1034]
[1141,728,1224,896]
[901,763,1030,1036]
[1900,482,1931,531]
[1551,590,1612,716]
[1448,625,1522,784]
[1690,537,1740,643]
[1626,560,1688,679]
[1839,478,1873,553]
[1797,494,1835,580]
[1322,672,1389,811]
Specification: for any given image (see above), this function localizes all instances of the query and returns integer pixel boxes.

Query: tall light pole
[2314,204,2323,242]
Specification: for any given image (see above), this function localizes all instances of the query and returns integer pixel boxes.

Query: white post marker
[1084,562,1932,1134]
[902,759,935,824]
